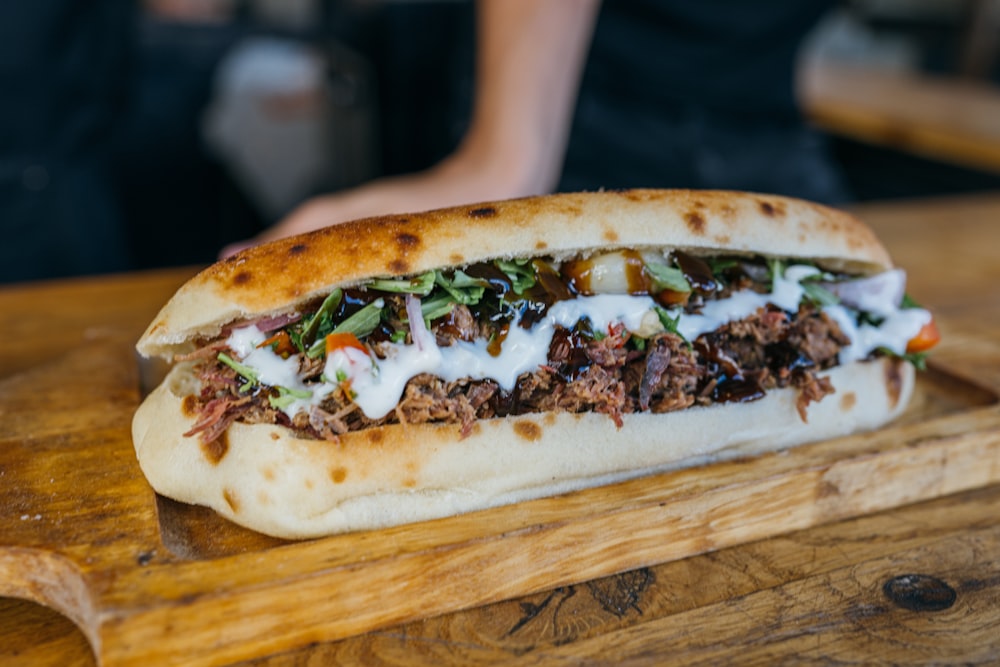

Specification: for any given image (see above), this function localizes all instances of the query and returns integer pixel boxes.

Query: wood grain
[0,597,93,667]
[800,61,1000,173]
[2,194,1000,666]
[2,339,995,667]
[263,485,1000,666]
[7,484,1000,666]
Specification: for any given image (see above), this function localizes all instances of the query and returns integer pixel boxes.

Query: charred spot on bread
[396,232,420,248]
[685,211,707,234]
[232,271,252,286]
[885,358,904,409]
[201,431,229,465]
[468,206,498,218]
[396,460,419,489]
[181,394,198,417]
[603,228,619,243]
[289,243,308,255]
[380,231,419,275]
[846,235,869,252]
[840,391,857,412]
[616,189,653,203]
[758,199,787,218]
[514,420,542,442]
[330,467,348,484]
[223,487,239,513]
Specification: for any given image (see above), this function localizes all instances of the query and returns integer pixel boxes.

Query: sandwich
[132,189,939,539]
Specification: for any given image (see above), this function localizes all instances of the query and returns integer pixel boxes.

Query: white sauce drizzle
[224,265,931,421]
[224,325,332,418]
[823,305,931,364]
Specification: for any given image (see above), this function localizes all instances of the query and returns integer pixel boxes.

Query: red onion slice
[820,269,906,317]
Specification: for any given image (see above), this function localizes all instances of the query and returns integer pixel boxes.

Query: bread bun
[133,358,913,539]
[131,189,916,539]
[137,190,891,359]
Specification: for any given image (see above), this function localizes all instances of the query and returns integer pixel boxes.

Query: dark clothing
[584,0,834,120]
[373,0,847,204]
[0,1,846,284]
[560,0,848,203]
[0,1,134,283]
[560,93,849,203]
[0,4,257,284]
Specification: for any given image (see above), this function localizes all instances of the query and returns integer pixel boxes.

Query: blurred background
[2,0,999,283]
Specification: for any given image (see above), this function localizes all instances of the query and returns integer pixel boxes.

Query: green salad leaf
[300,288,343,348]
[645,262,691,293]
[434,269,488,305]
[268,385,313,409]
[366,271,436,295]
[306,298,386,358]
[496,259,536,294]
[217,352,259,392]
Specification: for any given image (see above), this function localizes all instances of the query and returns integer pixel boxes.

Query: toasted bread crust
[137,189,891,358]
[132,358,913,539]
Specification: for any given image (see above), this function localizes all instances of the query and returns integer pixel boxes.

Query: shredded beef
[627,335,702,413]
[396,374,480,436]
[435,304,479,345]
[585,323,629,368]
[183,393,252,442]
[786,307,850,366]
[638,336,672,410]
[174,340,228,363]
[187,302,851,441]
[792,373,835,422]
[298,354,326,380]
[246,312,302,333]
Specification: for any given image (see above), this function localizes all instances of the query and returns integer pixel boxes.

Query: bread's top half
[137,189,892,358]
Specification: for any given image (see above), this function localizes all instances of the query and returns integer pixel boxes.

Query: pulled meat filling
[186,279,849,443]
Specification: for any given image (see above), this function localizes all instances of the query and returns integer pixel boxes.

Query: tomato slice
[906,318,941,354]
[326,332,369,356]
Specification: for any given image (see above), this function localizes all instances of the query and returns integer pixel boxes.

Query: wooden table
[800,60,1000,174]
[2,193,1000,665]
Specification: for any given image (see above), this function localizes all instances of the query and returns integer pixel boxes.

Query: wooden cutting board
[1,324,998,667]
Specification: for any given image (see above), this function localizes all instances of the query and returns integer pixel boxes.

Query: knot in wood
[882,574,956,612]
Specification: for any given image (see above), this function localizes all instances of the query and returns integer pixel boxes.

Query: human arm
[222,0,601,255]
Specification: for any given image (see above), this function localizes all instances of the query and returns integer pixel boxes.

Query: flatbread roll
[132,189,931,539]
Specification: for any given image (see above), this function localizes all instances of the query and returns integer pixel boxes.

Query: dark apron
[560,0,849,204]
[0,1,134,283]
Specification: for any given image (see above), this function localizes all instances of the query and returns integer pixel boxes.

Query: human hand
[218,145,548,258]
[219,0,599,259]
[218,167,492,258]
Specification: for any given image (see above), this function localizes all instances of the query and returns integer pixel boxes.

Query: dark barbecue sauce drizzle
[194,253,847,440]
